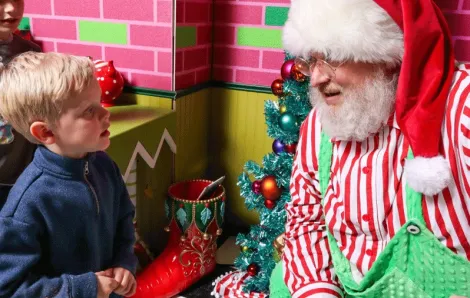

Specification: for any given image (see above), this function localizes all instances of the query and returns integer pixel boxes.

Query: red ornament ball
[264,199,276,209]
[251,180,262,194]
[247,263,259,276]
[285,143,298,154]
[281,59,295,80]
[271,79,284,97]
[260,175,282,201]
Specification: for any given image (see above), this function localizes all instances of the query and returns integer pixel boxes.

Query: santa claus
[214,0,470,297]
[277,0,470,297]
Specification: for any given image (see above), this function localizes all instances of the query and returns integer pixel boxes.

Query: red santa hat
[283,0,455,196]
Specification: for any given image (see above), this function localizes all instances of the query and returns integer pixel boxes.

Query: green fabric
[318,132,470,297]
[269,261,291,298]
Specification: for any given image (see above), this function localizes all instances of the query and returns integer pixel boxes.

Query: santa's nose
[310,67,331,87]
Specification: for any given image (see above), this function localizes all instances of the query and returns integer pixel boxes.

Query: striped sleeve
[282,111,343,298]
[454,66,470,194]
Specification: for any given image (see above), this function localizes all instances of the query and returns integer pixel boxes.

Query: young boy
[0,52,137,298]
[0,0,41,206]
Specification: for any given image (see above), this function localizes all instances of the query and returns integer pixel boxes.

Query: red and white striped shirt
[283,64,470,298]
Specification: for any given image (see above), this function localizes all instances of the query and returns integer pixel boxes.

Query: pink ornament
[252,180,262,194]
[281,59,295,80]
[94,60,124,107]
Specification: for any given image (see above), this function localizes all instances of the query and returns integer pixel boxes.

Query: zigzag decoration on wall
[121,128,177,183]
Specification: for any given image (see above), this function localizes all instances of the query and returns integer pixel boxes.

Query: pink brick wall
[21,0,470,91]
[175,0,213,90]
[212,0,288,87]
[212,0,470,88]
[442,0,470,62]
[25,0,173,91]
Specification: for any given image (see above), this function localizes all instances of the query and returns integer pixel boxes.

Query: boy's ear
[30,121,55,144]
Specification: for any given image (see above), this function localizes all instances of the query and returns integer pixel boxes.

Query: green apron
[269,133,470,298]
[319,132,470,297]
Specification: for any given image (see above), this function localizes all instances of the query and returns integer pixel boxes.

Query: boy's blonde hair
[0,52,96,144]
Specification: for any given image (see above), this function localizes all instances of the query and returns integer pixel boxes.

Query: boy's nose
[103,108,110,121]
[4,3,15,13]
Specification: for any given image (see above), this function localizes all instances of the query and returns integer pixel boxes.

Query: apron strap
[319,132,333,200]
[405,150,426,224]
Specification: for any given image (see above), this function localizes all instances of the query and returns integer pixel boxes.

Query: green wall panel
[79,21,128,45]
[265,6,289,26]
[237,27,282,48]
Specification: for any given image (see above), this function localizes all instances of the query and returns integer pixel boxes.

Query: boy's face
[52,79,111,159]
[0,0,24,40]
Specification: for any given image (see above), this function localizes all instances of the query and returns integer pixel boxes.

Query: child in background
[0,0,41,206]
[0,52,137,298]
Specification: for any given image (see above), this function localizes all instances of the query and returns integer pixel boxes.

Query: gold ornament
[164,226,170,232]
[279,105,287,114]
[216,228,223,236]
[180,235,187,242]
[273,233,286,257]
[294,58,310,75]
[241,246,250,253]
[292,66,306,82]
[203,233,211,241]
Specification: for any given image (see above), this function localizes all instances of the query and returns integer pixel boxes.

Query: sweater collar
[0,34,13,45]
[33,146,96,178]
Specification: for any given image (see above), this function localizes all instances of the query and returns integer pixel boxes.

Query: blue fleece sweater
[0,146,137,298]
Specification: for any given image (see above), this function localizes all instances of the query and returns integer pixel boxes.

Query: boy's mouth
[0,18,19,26]
[100,129,110,137]
[100,125,110,137]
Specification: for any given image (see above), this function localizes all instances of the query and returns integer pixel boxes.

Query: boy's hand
[111,267,136,297]
[95,273,119,298]
[96,268,114,278]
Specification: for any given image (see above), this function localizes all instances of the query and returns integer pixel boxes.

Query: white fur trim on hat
[404,156,451,196]
[283,0,404,66]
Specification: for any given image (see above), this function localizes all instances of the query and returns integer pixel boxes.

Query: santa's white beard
[310,70,398,141]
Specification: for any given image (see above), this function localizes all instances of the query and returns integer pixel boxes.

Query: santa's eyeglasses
[294,57,345,80]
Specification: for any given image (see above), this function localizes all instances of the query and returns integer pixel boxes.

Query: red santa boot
[130,180,225,298]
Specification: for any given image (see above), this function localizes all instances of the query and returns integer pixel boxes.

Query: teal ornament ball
[279,112,298,132]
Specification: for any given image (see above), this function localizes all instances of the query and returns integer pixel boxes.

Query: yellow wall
[125,88,275,226]
[122,90,212,182]
[120,93,172,110]
[209,88,276,225]
[174,88,211,181]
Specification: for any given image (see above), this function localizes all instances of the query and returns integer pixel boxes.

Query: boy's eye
[84,107,94,116]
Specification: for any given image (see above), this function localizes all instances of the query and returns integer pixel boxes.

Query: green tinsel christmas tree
[233,53,312,294]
